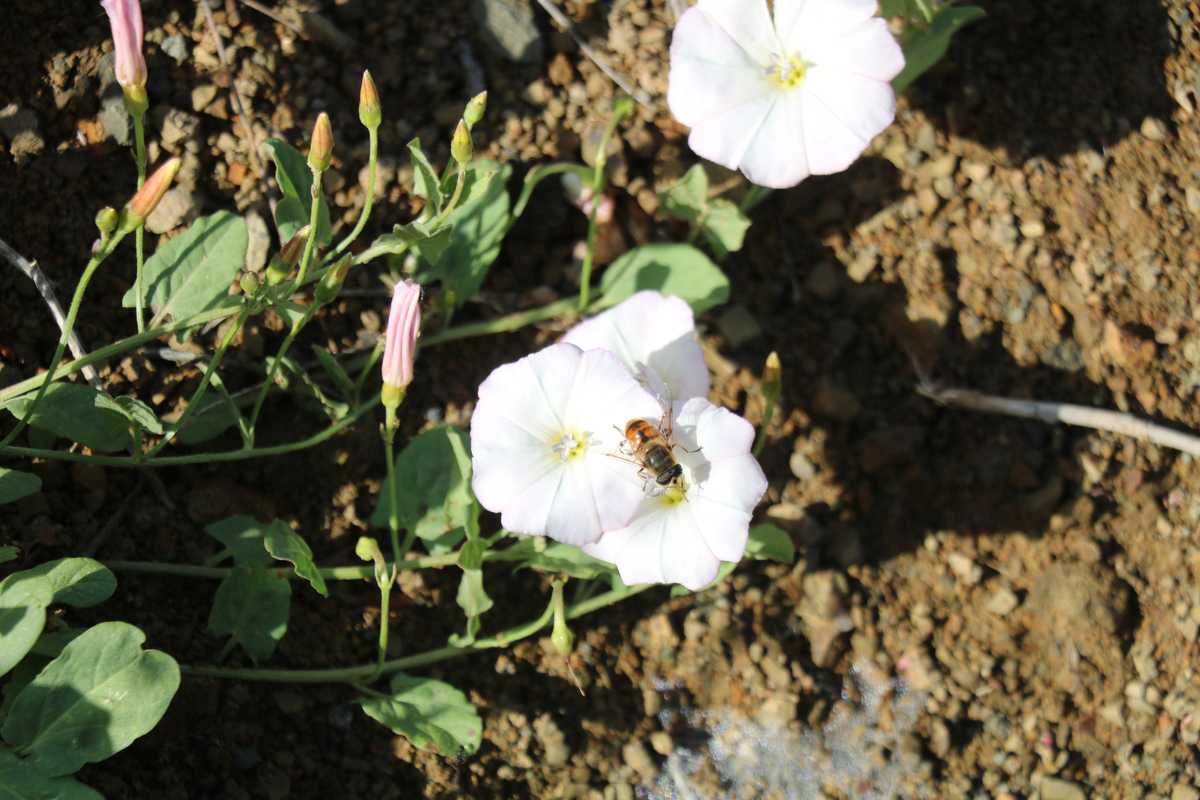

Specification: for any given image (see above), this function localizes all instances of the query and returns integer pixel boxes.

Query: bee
[615,393,698,497]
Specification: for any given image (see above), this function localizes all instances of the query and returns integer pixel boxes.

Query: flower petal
[793,17,906,82]
[775,0,881,50]
[583,502,723,590]
[695,0,781,66]
[667,5,776,128]
[798,68,897,175]
[562,291,710,403]
[476,343,583,443]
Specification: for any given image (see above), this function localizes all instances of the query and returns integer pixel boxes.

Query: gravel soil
[3,0,1200,798]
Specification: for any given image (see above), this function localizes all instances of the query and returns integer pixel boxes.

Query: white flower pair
[470,292,768,590]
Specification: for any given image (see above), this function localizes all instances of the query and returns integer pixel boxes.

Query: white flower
[470,343,662,545]
[561,290,709,405]
[667,0,905,189]
[582,397,768,590]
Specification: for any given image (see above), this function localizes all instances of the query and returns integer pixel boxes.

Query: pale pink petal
[475,343,583,443]
[775,0,880,48]
[695,0,781,66]
[798,68,898,174]
[583,504,722,590]
[564,348,661,438]
[470,404,557,514]
[667,6,775,128]
[562,291,709,403]
[685,93,781,184]
[730,90,812,189]
[676,396,755,462]
[794,18,906,81]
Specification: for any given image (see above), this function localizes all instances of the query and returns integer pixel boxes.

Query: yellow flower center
[765,54,806,89]
[550,432,584,463]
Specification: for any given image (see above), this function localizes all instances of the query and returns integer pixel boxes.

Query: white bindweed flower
[471,343,662,545]
[668,0,905,189]
[561,290,709,404]
[582,397,768,590]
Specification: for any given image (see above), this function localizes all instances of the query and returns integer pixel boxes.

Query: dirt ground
[4,0,1200,797]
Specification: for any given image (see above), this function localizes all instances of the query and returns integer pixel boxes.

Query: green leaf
[658,164,708,224]
[260,138,333,246]
[701,199,751,260]
[29,629,85,659]
[371,425,479,556]
[439,161,501,211]
[448,540,492,647]
[265,355,350,422]
[744,524,794,564]
[0,572,54,679]
[408,139,444,220]
[1,621,180,777]
[203,515,275,567]
[360,673,482,755]
[262,521,328,597]
[121,210,248,339]
[0,748,103,800]
[415,161,512,306]
[598,243,730,313]
[5,383,129,452]
[23,559,116,608]
[878,0,908,18]
[354,220,453,268]
[893,4,986,93]
[94,394,164,436]
[910,0,935,22]
[172,394,241,445]
[206,563,291,663]
[0,547,17,565]
[311,346,355,400]
[0,469,40,506]
[511,538,617,580]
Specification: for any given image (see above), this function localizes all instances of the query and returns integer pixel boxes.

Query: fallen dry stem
[0,235,102,390]
[919,383,1200,457]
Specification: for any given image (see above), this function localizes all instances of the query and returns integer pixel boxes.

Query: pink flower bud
[117,157,180,233]
[100,0,147,90]
[381,280,421,403]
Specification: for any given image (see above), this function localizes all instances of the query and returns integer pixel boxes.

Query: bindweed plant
[0,0,978,782]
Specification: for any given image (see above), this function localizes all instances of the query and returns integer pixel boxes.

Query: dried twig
[533,0,654,107]
[0,236,103,391]
[236,0,305,35]
[918,382,1200,457]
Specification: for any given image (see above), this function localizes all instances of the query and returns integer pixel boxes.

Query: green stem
[433,165,467,229]
[370,565,396,683]
[577,110,628,311]
[382,407,401,560]
[752,392,777,459]
[291,170,324,289]
[103,541,529,581]
[420,296,580,348]
[144,307,250,458]
[178,583,651,683]
[246,303,320,436]
[0,306,239,409]
[133,105,147,334]
[509,164,592,225]
[326,126,378,266]
[2,395,381,467]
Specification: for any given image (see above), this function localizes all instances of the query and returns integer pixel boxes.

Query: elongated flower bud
[308,112,333,172]
[381,279,421,409]
[450,119,473,165]
[264,225,311,285]
[359,70,381,130]
[463,91,487,129]
[762,351,781,403]
[314,254,352,306]
[117,157,180,233]
[101,0,148,116]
